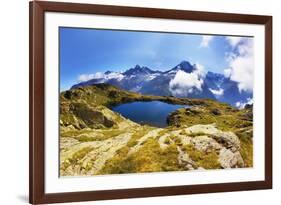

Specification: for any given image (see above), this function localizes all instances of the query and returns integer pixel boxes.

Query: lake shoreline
[111,100,190,128]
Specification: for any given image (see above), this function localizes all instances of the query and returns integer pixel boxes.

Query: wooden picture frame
[29,1,272,204]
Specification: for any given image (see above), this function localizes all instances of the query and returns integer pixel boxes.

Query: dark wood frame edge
[29,1,272,204]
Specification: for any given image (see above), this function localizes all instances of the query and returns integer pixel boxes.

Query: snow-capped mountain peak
[123,65,156,76]
[71,60,252,106]
[167,60,195,74]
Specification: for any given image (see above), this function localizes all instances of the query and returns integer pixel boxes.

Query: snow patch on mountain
[209,88,224,96]
[105,72,124,81]
[146,73,160,81]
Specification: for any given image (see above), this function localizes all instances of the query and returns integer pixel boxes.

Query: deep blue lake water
[111,101,187,127]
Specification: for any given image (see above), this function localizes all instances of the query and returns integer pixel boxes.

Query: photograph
[28,1,273,203]
[59,27,254,176]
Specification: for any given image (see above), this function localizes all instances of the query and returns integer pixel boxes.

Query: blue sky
[60,27,250,91]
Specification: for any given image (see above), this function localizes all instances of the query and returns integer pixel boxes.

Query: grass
[159,144,181,171]
[236,132,253,167]
[164,137,171,145]
[97,146,134,174]
[61,146,94,171]
[173,137,183,146]
[61,129,93,138]
[167,102,253,134]
[99,138,181,175]
[126,127,154,147]
[182,144,221,169]
[61,128,126,142]
[70,147,94,164]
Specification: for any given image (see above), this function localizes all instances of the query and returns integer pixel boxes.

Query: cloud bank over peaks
[78,71,124,83]
[224,37,254,93]
[78,72,103,82]
[169,63,206,97]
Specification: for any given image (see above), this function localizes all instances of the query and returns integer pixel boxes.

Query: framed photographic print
[29,1,272,204]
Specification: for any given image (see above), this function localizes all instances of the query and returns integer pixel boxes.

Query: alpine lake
[111,100,189,127]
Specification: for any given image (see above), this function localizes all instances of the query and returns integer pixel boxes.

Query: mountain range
[71,61,252,106]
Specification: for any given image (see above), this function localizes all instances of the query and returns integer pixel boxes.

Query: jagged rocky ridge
[60,84,253,176]
[71,61,252,106]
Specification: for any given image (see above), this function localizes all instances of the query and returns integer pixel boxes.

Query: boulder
[185,124,240,152]
[185,124,219,135]
[191,135,222,153]
[212,131,240,152]
[219,148,244,168]
[219,148,237,168]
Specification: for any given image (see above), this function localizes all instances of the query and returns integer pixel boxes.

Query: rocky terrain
[59,84,253,176]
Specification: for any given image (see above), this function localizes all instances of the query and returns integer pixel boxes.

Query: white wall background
[0,0,279,204]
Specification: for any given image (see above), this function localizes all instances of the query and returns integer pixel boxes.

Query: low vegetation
[99,138,181,174]
[59,84,253,176]
[183,144,221,169]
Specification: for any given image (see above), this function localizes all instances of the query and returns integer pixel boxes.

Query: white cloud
[194,63,206,77]
[224,37,254,93]
[200,36,214,48]
[78,71,124,83]
[169,64,205,97]
[235,98,253,109]
[228,53,253,92]
[209,88,224,96]
[223,68,232,78]
[226,36,244,48]
[78,73,103,82]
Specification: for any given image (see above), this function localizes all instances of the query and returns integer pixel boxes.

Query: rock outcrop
[59,84,253,176]
[60,120,245,175]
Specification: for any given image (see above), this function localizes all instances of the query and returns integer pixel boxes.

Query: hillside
[59,84,253,176]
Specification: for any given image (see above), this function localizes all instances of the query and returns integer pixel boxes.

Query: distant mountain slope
[71,60,253,106]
